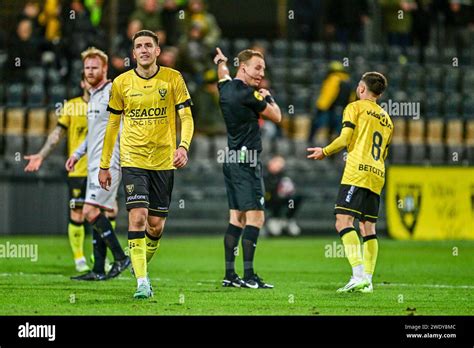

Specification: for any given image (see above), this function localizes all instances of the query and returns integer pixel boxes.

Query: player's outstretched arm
[259,88,281,123]
[307,127,354,160]
[24,126,66,172]
[214,47,231,81]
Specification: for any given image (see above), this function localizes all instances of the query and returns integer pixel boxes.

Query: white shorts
[85,167,121,210]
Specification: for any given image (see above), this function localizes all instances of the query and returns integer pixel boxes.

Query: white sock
[365,274,373,283]
[137,277,148,287]
[353,264,364,279]
[75,256,86,264]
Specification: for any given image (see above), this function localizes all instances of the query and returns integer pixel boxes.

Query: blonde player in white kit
[66,47,130,281]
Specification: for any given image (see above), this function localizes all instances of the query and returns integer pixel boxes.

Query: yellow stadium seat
[5,108,26,135]
[26,108,48,136]
[0,107,4,135]
[445,119,463,146]
[465,119,474,146]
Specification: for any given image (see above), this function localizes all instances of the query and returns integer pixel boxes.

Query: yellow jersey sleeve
[341,102,358,129]
[100,113,121,169]
[173,72,194,151]
[107,79,124,115]
[57,102,70,129]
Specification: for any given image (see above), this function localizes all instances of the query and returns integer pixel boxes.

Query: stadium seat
[445,116,464,164]
[25,134,46,154]
[5,83,25,108]
[387,45,402,63]
[0,107,4,154]
[5,108,26,136]
[424,46,438,64]
[365,44,384,63]
[443,93,462,118]
[26,108,47,136]
[26,67,46,84]
[274,138,292,156]
[348,43,365,60]
[310,42,326,60]
[272,39,288,58]
[213,135,227,155]
[288,64,311,84]
[462,97,474,118]
[442,68,460,93]
[233,38,250,57]
[424,65,443,93]
[290,41,308,58]
[442,47,457,64]
[68,85,82,99]
[47,68,62,84]
[461,69,474,94]
[407,117,426,164]
[48,84,67,108]
[217,38,231,56]
[293,115,311,140]
[288,86,312,115]
[0,82,5,105]
[47,109,60,132]
[328,42,345,60]
[405,69,422,94]
[27,84,46,107]
[190,135,212,160]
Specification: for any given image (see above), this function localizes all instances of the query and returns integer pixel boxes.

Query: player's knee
[83,205,100,223]
[148,219,165,237]
[70,208,84,223]
[129,208,147,229]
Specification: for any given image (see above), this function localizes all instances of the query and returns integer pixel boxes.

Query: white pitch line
[1,273,473,289]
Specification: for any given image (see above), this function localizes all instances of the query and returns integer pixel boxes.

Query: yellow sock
[340,228,363,268]
[145,231,161,263]
[68,221,85,260]
[363,235,378,277]
[129,232,147,279]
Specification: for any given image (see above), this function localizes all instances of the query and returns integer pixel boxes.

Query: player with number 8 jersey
[307,71,393,294]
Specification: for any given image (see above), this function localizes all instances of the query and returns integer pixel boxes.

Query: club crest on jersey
[395,184,422,236]
[159,88,167,100]
[253,90,264,101]
[73,189,81,198]
[126,184,134,195]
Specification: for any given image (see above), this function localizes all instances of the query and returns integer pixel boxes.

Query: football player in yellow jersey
[307,72,393,293]
[99,30,194,299]
[24,76,92,272]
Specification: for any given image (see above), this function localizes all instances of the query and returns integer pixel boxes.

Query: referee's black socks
[224,224,243,278]
[242,225,260,279]
[92,213,126,262]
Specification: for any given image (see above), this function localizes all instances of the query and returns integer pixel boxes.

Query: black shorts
[67,176,87,209]
[223,162,265,211]
[334,184,380,223]
[122,167,174,217]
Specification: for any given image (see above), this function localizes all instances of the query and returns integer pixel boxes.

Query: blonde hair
[81,46,108,66]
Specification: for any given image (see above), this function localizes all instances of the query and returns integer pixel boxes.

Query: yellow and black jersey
[339,99,393,195]
[101,66,194,170]
[57,96,88,177]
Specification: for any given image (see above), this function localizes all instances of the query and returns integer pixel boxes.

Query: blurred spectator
[193,69,226,136]
[62,0,104,60]
[84,0,105,27]
[177,21,213,84]
[182,0,221,48]
[264,156,303,237]
[443,0,474,62]
[325,0,370,44]
[38,0,62,43]
[308,61,354,144]
[17,0,43,38]
[130,0,166,43]
[110,19,143,78]
[7,19,44,82]
[158,46,179,68]
[379,0,417,51]
[411,0,433,64]
[161,0,186,46]
[290,0,322,41]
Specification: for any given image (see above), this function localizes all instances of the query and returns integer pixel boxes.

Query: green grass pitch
[0,235,473,315]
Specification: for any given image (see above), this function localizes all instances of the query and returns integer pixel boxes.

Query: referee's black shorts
[334,184,380,223]
[223,161,265,212]
[122,167,174,217]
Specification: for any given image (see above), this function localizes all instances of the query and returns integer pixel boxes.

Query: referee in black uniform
[214,48,281,288]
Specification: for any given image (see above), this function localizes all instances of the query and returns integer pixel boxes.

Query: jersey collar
[89,79,111,95]
[134,64,161,80]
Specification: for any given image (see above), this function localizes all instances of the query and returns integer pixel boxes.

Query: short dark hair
[361,72,387,96]
[132,30,159,46]
[237,49,264,65]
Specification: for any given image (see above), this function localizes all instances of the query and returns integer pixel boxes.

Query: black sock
[92,213,126,261]
[242,225,260,279]
[224,224,243,277]
[92,229,107,274]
